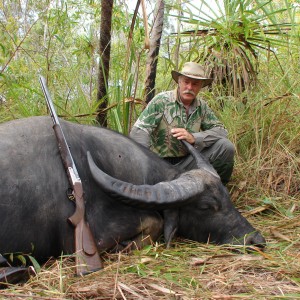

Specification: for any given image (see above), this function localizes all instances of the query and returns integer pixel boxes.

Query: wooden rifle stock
[39,76,103,275]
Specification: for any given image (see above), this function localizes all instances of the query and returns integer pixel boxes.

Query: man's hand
[171,128,195,144]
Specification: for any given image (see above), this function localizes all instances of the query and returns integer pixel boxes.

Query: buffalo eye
[198,200,221,212]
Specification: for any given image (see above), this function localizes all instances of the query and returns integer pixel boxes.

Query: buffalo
[0,116,265,275]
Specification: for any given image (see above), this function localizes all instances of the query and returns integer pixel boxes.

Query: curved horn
[181,140,220,179]
[87,151,205,209]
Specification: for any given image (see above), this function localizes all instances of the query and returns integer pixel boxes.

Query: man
[130,62,234,185]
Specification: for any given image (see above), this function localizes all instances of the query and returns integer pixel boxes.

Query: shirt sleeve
[191,100,227,151]
[131,93,166,135]
[129,126,151,148]
[200,100,225,131]
[192,127,228,151]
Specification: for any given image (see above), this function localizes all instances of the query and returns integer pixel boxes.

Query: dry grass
[0,198,299,300]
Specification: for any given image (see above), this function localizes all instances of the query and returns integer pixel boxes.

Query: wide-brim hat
[171,62,213,88]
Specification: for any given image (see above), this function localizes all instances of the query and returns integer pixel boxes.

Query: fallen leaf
[118,282,144,299]
[147,283,180,296]
[244,205,271,216]
[270,228,292,242]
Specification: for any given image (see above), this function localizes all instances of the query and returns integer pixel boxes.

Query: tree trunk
[144,0,164,104]
[96,0,114,127]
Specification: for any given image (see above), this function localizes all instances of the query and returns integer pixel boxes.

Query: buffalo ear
[163,209,179,248]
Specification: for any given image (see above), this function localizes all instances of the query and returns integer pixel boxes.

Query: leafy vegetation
[0,0,299,298]
[170,0,299,97]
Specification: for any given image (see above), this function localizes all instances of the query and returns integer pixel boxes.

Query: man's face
[178,75,203,103]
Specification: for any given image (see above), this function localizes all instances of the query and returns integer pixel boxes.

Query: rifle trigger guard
[67,188,75,202]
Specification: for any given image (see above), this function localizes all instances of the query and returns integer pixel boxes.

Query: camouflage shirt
[133,89,225,157]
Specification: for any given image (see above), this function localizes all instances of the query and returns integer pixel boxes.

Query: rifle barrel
[39,76,80,181]
[39,76,60,125]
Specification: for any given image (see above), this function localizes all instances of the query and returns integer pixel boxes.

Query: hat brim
[171,70,213,88]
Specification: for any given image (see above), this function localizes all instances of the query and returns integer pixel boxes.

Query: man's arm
[170,126,228,151]
[192,127,228,151]
[129,92,168,148]
[129,126,151,148]
[190,99,228,151]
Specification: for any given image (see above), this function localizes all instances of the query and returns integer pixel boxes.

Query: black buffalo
[0,116,265,265]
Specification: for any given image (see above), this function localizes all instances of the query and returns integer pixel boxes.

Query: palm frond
[168,0,298,97]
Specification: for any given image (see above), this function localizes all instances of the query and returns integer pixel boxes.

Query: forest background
[0,0,299,298]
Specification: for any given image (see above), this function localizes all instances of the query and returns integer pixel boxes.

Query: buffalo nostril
[245,232,266,248]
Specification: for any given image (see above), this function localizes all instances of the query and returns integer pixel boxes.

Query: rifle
[39,76,103,276]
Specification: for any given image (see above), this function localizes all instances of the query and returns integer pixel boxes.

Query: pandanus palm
[173,0,296,98]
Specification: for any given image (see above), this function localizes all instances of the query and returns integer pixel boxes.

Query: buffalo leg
[98,213,163,252]
[121,215,164,251]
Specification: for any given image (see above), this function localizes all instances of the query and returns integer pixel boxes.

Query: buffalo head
[87,140,266,249]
